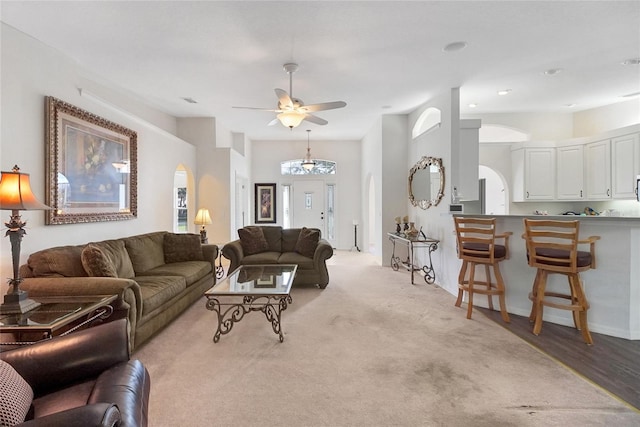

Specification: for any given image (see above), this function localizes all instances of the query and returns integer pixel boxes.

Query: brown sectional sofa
[222,226,333,288]
[19,231,218,350]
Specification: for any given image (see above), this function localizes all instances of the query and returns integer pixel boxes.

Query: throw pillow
[81,244,118,277]
[164,233,204,263]
[294,227,320,258]
[238,226,269,256]
[0,360,34,426]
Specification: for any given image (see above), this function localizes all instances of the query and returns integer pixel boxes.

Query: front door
[292,180,325,235]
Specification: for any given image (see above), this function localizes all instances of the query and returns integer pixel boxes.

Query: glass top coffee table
[0,295,117,346]
[204,264,297,343]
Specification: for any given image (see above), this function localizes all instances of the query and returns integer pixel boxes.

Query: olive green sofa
[222,226,333,288]
[19,231,218,350]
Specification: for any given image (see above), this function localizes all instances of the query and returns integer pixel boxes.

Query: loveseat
[19,231,218,350]
[1,319,150,427]
[222,226,333,288]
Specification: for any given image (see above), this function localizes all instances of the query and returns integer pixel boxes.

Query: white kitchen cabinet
[512,147,556,201]
[611,133,640,199]
[556,145,584,200]
[585,139,611,199]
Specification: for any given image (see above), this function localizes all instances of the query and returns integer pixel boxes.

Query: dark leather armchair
[2,319,150,427]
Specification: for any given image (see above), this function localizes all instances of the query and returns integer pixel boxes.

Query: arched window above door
[281,159,336,175]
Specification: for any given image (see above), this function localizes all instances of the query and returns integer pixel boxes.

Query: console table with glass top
[0,295,117,346]
[204,264,297,343]
[388,232,440,285]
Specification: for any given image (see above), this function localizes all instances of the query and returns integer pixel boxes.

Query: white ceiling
[2,1,639,141]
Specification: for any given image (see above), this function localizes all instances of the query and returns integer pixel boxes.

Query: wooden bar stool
[454,217,512,322]
[522,219,600,344]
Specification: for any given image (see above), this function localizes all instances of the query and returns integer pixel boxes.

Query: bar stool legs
[455,258,510,323]
[529,270,593,345]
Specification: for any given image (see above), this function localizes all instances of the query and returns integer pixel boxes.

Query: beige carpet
[135,251,640,426]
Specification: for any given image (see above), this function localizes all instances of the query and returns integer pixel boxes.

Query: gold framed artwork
[45,96,137,224]
[255,183,276,224]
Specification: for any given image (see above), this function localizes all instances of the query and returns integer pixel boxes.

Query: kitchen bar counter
[452,214,640,340]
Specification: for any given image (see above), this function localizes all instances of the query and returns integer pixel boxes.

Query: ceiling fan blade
[303,114,328,126]
[275,88,293,109]
[299,101,346,113]
[267,118,280,126]
[232,106,281,112]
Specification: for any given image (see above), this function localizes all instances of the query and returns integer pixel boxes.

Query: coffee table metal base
[206,295,293,343]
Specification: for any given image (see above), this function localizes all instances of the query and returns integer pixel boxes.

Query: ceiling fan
[233,63,346,129]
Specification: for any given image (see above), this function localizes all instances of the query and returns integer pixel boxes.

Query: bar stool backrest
[454,217,501,264]
[523,219,588,274]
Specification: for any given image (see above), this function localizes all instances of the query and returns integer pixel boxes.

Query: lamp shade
[0,166,50,211]
[277,111,305,129]
[194,208,212,226]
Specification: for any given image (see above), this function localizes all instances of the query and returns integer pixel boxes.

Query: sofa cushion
[238,226,269,255]
[135,275,187,315]
[89,240,136,279]
[0,360,34,426]
[241,251,281,265]
[164,233,204,263]
[26,245,88,278]
[281,228,300,253]
[278,252,316,269]
[137,261,212,287]
[294,227,320,258]
[125,232,166,273]
[81,244,118,277]
[261,226,283,252]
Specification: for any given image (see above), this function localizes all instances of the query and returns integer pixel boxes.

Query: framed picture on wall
[255,183,276,223]
[44,96,137,224]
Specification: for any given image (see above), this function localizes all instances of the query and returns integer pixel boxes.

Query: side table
[388,232,439,284]
[0,295,117,347]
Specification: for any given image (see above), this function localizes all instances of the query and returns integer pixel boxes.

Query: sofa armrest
[3,319,130,396]
[314,239,334,263]
[18,403,121,427]
[90,359,150,427]
[202,243,219,269]
[222,239,244,273]
[21,276,142,325]
[313,239,334,288]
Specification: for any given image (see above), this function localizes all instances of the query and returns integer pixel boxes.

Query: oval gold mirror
[408,156,445,209]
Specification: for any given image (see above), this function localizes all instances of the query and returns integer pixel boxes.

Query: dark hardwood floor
[478,307,640,411]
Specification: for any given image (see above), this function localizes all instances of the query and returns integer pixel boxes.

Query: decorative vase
[407,222,418,238]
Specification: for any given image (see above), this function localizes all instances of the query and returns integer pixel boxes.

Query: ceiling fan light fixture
[277,110,305,129]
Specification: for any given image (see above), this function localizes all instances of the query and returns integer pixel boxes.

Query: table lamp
[0,165,51,314]
[194,208,212,243]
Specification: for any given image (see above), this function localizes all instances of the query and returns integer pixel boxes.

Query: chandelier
[301,130,316,170]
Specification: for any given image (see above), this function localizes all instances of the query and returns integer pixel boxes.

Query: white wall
[573,98,640,137]
[361,119,383,257]
[0,24,201,292]
[406,89,461,295]
[250,138,360,250]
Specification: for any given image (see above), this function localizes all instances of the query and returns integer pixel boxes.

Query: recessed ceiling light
[468,103,478,108]
[565,103,576,108]
[621,58,640,66]
[443,41,467,52]
[497,89,512,96]
[182,97,198,104]
[544,68,563,76]
[381,105,392,109]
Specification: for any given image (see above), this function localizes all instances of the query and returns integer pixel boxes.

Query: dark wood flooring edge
[476,307,640,412]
